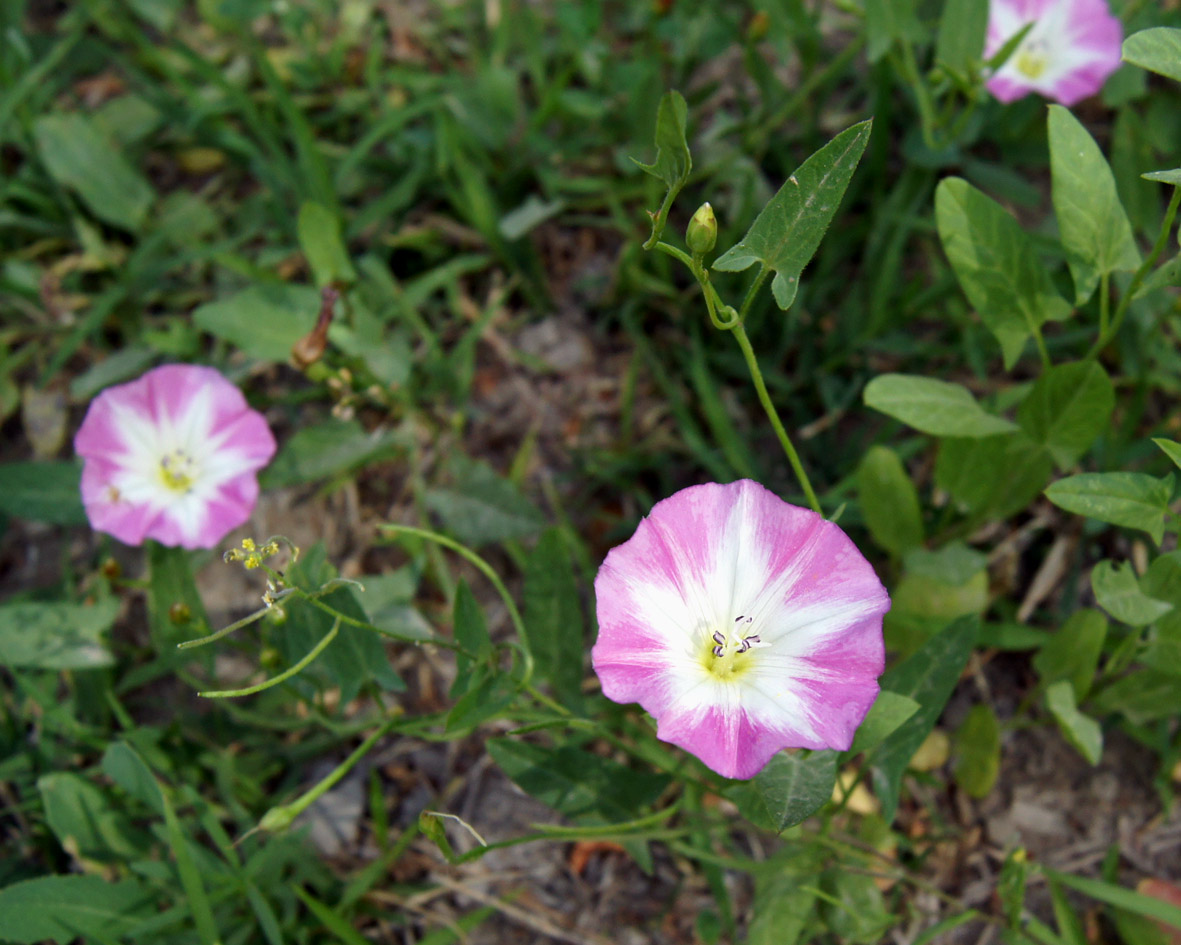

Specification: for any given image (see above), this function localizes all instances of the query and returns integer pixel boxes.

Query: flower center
[701,616,761,681]
[159,448,198,493]
[1014,41,1049,80]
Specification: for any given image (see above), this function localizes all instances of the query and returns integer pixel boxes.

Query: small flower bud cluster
[223,537,281,570]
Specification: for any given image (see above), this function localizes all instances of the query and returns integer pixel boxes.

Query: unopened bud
[686,202,717,255]
[100,558,122,581]
[747,11,770,43]
[259,805,296,832]
[169,602,192,625]
[291,286,338,369]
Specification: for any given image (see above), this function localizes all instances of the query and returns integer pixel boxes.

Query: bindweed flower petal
[985,0,1122,107]
[75,364,276,550]
[592,480,890,780]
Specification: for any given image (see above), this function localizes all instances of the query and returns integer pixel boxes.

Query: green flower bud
[259,805,296,833]
[686,202,717,255]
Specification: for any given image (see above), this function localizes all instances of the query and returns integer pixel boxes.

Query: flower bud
[686,202,717,255]
[169,602,192,625]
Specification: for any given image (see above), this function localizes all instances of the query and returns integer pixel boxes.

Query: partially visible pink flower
[592,480,890,780]
[984,0,1122,106]
[75,364,276,549]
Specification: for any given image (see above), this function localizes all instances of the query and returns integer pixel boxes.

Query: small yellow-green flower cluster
[223,537,281,570]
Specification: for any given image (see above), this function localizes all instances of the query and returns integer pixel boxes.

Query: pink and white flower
[984,0,1122,106]
[592,480,890,780]
[75,364,276,550]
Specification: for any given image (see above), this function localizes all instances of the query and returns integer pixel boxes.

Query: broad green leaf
[1138,552,1181,677]
[193,283,320,362]
[1047,106,1141,304]
[487,739,668,825]
[819,868,892,943]
[0,598,118,670]
[979,622,1051,651]
[445,666,517,733]
[262,419,405,488]
[714,121,872,310]
[1153,437,1181,471]
[1092,669,1181,722]
[0,461,86,525]
[1032,608,1107,701]
[1016,361,1114,470]
[0,875,154,943]
[633,89,690,189]
[148,543,208,650]
[523,530,584,709]
[891,570,988,621]
[935,177,1072,368]
[870,616,977,822]
[1090,560,1172,626]
[33,113,154,232]
[903,543,988,586]
[856,446,924,556]
[1044,472,1173,545]
[936,0,989,75]
[848,691,920,756]
[727,749,838,832]
[936,432,1054,521]
[863,374,1017,437]
[865,0,922,62]
[38,772,145,862]
[952,704,1000,798]
[1123,27,1181,82]
[1046,681,1103,764]
[283,544,403,704]
[747,847,822,945]
[297,201,357,287]
[101,742,165,815]
[424,455,544,546]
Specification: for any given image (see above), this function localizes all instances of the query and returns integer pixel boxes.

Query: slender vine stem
[199,617,340,698]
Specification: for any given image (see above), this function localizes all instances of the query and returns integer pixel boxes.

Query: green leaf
[728,749,838,832]
[863,374,1017,437]
[1123,27,1181,82]
[148,543,208,649]
[1048,869,1181,933]
[1090,560,1172,627]
[935,177,1072,368]
[1154,437,1181,471]
[1047,106,1141,304]
[523,530,584,709]
[487,739,668,825]
[903,543,988,586]
[101,742,165,815]
[445,665,517,733]
[261,419,405,488]
[870,616,978,822]
[0,598,118,670]
[935,432,1054,522]
[33,113,154,232]
[1092,669,1181,722]
[1143,168,1181,185]
[856,446,924,556]
[38,772,145,862]
[936,0,989,75]
[1016,361,1115,470]
[1044,472,1173,545]
[865,0,922,62]
[1045,680,1103,764]
[1139,552,1181,677]
[848,691,921,756]
[450,580,491,698]
[1135,252,1181,298]
[633,89,690,189]
[424,455,544,546]
[747,847,822,945]
[1032,608,1107,701]
[714,121,872,310]
[297,201,357,287]
[952,704,1000,798]
[193,283,320,363]
[0,875,154,943]
[0,461,86,525]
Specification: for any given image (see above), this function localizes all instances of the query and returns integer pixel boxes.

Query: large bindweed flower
[592,480,890,780]
[984,0,1122,106]
[75,364,276,550]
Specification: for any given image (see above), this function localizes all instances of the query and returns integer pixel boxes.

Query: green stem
[379,523,534,686]
[258,717,398,831]
[1098,269,1111,341]
[199,617,340,698]
[896,42,938,151]
[1031,321,1052,371]
[1087,185,1181,360]
[731,320,822,514]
